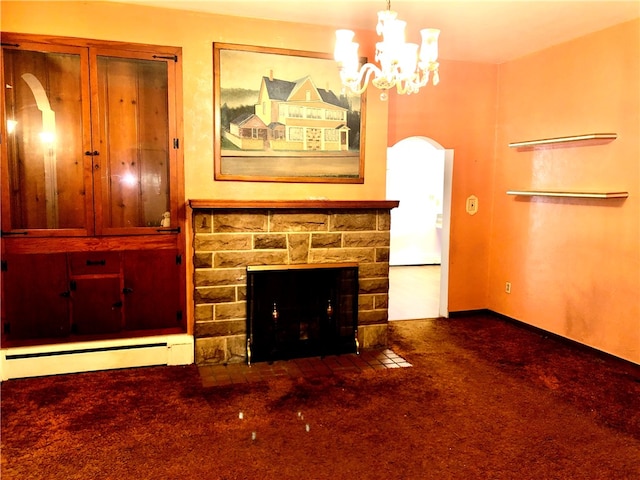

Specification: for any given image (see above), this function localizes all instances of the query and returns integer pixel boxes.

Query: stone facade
[192,207,392,365]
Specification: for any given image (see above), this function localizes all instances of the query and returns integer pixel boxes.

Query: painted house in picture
[226,73,351,152]
[227,112,268,150]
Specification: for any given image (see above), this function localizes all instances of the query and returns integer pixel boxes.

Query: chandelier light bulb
[335,1,440,98]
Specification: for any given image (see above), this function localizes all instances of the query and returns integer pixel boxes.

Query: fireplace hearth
[246,263,358,364]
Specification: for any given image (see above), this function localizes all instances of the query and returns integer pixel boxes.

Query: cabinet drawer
[68,252,121,275]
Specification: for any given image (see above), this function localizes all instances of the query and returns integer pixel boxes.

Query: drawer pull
[86,259,106,266]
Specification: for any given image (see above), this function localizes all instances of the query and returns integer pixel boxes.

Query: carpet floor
[1,312,639,479]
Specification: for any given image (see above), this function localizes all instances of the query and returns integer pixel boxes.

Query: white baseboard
[0,334,194,380]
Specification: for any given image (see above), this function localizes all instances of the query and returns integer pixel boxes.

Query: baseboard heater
[0,334,194,380]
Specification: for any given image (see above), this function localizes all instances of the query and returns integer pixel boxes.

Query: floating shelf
[508,133,617,148]
[507,190,628,199]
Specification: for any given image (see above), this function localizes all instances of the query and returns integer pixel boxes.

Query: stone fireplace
[189,200,399,365]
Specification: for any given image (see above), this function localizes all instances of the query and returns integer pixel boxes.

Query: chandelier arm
[396,80,408,95]
[344,62,383,95]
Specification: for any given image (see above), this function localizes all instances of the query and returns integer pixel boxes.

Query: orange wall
[0,1,388,201]
[388,61,498,311]
[3,2,638,363]
[490,19,640,363]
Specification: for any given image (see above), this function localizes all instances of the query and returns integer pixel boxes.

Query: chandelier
[334,0,440,99]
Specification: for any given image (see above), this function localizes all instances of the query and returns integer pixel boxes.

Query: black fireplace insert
[246,263,358,364]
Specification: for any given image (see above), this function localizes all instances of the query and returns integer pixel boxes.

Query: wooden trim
[0,48,9,234]
[1,32,181,57]
[3,235,179,254]
[80,48,96,236]
[188,199,400,210]
[184,205,195,337]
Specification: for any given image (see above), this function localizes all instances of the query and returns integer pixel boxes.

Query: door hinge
[176,254,182,265]
[173,138,179,149]
[1,260,7,272]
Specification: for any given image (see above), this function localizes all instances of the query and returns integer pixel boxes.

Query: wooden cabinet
[1,33,185,346]
[1,34,181,236]
[1,249,184,343]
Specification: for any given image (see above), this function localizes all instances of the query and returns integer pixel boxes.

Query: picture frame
[213,42,366,183]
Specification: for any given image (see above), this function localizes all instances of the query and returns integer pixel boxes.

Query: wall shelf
[508,133,617,148]
[507,190,629,199]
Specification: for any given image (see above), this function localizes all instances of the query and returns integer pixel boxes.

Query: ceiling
[106,0,640,63]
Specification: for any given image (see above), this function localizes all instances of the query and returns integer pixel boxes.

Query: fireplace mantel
[189,199,399,210]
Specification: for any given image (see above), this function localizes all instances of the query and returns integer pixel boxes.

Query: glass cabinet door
[2,44,93,235]
[92,50,175,234]
[1,36,180,238]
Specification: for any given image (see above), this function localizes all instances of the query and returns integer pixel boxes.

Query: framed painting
[213,43,365,183]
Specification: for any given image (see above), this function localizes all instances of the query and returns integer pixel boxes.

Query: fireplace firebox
[246,263,358,364]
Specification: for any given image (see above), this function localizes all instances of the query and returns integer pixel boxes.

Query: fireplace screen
[246,263,358,364]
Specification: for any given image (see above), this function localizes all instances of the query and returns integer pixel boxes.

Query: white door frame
[387,136,453,318]
[440,148,453,318]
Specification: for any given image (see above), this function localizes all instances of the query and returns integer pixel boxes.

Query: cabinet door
[122,250,182,331]
[2,34,182,238]
[1,42,94,236]
[72,277,123,335]
[2,253,70,340]
[91,50,178,235]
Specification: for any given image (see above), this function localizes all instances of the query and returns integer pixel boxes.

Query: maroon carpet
[1,313,639,479]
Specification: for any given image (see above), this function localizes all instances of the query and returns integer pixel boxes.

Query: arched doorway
[386,136,453,319]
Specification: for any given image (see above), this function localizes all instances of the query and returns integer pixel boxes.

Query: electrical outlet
[505,282,511,294]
